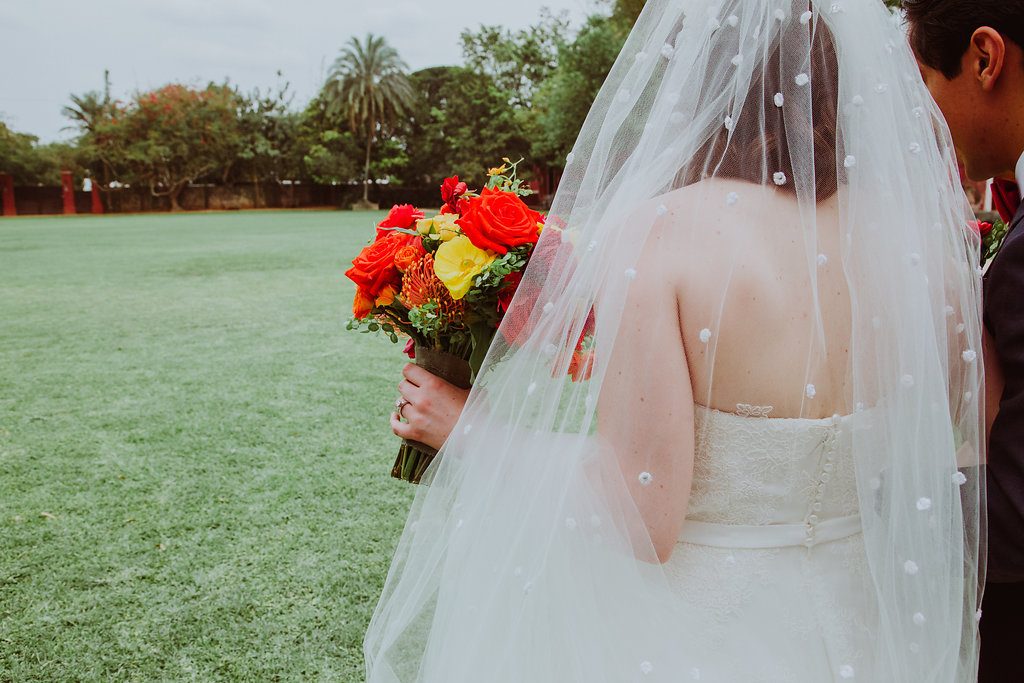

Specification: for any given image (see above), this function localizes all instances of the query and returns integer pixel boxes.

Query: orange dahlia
[400,253,465,323]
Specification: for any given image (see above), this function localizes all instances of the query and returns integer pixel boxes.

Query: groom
[904,1,1024,680]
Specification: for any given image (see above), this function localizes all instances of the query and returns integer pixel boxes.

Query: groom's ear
[967,27,1007,92]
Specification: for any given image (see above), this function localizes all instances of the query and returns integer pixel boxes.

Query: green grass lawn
[0,210,414,681]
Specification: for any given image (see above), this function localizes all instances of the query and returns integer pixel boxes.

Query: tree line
[0,1,643,211]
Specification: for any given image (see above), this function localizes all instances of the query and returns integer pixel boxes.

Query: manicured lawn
[0,210,412,681]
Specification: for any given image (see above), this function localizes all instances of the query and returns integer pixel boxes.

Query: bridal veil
[364,1,986,680]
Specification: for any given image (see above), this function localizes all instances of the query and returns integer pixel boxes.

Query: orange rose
[376,283,399,307]
[568,349,595,382]
[345,230,420,296]
[353,288,375,319]
[394,243,426,272]
[456,187,543,255]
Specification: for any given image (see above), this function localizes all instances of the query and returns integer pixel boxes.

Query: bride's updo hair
[686,20,840,201]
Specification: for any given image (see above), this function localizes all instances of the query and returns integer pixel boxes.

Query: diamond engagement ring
[395,398,411,420]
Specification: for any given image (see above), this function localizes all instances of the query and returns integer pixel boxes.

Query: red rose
[498,235,576,346]
[969,220,993,237]
[378,204,424,232]
[441,176,468,213]
[456,187,543,255]
[499,278,539,345]
[497,271,523,315]
[346,230,420,296]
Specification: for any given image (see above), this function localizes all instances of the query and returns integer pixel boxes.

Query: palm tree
[62,70,117,196]
[323,34,415,206]
[62,70,113,134]
[62,92,108,133]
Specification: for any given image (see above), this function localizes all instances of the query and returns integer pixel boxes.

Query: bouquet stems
[392,345,473,484]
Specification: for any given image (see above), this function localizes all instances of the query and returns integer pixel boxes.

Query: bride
[368,0,986,680]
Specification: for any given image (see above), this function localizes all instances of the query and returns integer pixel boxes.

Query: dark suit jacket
[984,198,1024,583]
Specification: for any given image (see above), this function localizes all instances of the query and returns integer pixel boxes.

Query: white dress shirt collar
[1016,148,1024,190]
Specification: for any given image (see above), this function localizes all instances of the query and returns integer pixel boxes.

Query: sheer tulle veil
[364,0,985,680]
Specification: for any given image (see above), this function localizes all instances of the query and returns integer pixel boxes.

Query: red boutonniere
[971,219,1010,266]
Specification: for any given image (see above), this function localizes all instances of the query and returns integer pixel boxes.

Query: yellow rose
[415,217,434,235]
[433,235,496,300]
[433,213,461,241]
[416,214,459,241]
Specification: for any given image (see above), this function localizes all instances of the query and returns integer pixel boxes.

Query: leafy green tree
[392,66,532,189]
[459,10,569,109]
[293,93,357,185]
[440,70,531,184]
[609,0,646,30]
[0,121,65,185]
[234,77,305,196]
[96,83,244,211]
[530,14,625,165]
[322,34,415,205]
[302,129,362,184]
[392,66,459,186]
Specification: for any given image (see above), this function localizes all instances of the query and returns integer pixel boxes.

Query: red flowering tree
[95,83,243,211]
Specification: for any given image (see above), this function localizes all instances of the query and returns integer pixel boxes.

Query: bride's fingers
[391,404,421,440]
[390,411,411,439]
[401,363,433,387]
[398,379,420,401]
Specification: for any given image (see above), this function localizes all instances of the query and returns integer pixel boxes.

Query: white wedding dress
[664,405,875,681]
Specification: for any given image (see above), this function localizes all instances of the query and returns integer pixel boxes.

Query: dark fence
[4,182,453,216]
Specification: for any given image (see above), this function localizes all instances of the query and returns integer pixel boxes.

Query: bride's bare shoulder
[636,178,770,249]
[655,177,777,213]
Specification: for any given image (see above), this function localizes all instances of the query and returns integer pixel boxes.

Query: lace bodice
[687,405,862,529]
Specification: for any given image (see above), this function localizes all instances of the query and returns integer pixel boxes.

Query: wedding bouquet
[346,159,592,483]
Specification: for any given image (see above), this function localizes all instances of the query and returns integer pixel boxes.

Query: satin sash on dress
[678,515,862,549]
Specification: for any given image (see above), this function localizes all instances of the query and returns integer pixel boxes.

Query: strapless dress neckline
[693,402,861,425]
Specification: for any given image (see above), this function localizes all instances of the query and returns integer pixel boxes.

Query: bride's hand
[390,363,470,451]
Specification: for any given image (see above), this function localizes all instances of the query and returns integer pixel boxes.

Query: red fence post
[61,170,76,215]
[89,180,103,214]
[0,173,15,216]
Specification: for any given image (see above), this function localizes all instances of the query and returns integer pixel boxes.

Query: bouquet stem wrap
[392,345,473,484]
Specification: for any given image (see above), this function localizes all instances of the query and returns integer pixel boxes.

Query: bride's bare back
[661,178,852,418]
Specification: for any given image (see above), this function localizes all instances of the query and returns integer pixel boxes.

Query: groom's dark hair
[903,0,1024,79]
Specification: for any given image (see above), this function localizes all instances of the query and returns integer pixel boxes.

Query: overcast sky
[0,0,597,143]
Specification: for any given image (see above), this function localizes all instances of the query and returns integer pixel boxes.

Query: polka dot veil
[364,1,985,681]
